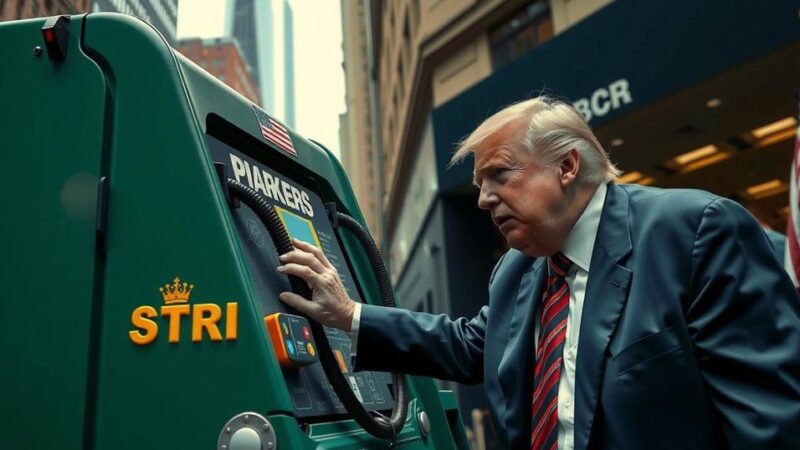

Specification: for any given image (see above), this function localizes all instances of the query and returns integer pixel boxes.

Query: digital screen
[275,206,322,248]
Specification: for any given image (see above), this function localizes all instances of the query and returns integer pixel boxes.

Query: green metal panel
[0,12,466,449]
[437,390,471,449]
[0,16,106,450]
[80,13,291,449]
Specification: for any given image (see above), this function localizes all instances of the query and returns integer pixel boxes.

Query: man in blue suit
[278,96,800,449]
[743,201,789,265]
[765,227,788,262]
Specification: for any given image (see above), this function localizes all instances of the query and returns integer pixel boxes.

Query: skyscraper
[176,37,261,105]
[282,1,295,128]
[92,0,178,46]
[339,0,381,245]
[225,0,295,128]
[1,0,91,21]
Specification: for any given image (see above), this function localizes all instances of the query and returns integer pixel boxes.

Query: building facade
[92,0,177,45]
[339,0,382,245]
[1,0,90,21]
[225,0,296,127]
[282,1,295,127]
[0,0,176,44]
[359,0,800,445]
[176,37,261,105]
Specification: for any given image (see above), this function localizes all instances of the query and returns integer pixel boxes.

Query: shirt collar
[561,182,607,272]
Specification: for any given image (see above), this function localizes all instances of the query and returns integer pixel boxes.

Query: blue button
[286,340,296,355]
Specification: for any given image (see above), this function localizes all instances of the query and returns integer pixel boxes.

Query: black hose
[336,213,397,308]
[335,211,409,435]
[226,180,406,440]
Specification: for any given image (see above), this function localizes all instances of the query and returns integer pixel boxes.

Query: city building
[339,0,382,245]
[282,1,295,127]
[225,0,296,127]
[0,1,176,45]
[1,0,89,21]
[92,0,178,46]
[362,0,800,444]
[176,37,261,105]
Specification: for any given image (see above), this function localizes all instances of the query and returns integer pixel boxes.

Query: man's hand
[277,238,356,332]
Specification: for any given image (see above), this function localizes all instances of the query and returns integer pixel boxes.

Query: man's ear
[559,149,580,187]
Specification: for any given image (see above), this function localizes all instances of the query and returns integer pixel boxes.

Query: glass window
[489,1,552,70]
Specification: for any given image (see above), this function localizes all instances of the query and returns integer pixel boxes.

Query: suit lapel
[497,257,545,448]
[573,183,633,450]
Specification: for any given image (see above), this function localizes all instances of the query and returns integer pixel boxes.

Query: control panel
[206,134,395,419]
[265,313,318,368]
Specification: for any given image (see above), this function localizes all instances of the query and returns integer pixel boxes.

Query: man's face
[472,122,571,257]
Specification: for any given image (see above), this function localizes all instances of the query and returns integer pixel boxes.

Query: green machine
[0,13,469,450]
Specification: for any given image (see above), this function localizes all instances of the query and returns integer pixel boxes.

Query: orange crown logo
[160,276,194,304]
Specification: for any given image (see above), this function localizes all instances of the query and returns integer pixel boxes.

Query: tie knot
[548,252,572,277]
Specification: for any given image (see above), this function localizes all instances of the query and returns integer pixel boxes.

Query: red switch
[41,15,70,62]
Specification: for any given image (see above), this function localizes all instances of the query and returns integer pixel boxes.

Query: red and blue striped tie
[531,252,572,450]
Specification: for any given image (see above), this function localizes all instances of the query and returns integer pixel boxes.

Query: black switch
[42,15,70,62]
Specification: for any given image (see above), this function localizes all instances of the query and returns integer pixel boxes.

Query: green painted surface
[81,13,292,449]
[0,15,105,450]
[0,12,467,450]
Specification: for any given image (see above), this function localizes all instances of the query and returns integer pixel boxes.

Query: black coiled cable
[334,210,409,433]
[227,179,408,440]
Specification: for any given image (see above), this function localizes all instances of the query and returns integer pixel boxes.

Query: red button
[302,326,311,340]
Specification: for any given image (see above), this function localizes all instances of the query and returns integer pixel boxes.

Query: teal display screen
[275,206,321,248]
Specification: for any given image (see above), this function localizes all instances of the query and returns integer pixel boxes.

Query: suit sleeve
[353,304,488,384]
[352,253,509,384]
[688,198,800,449]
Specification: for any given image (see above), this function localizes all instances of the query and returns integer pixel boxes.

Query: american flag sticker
[252,105,296,157]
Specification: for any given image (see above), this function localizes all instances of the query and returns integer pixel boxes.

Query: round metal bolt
[243,414,250,422]
[263,423,271,431]
[221,445,227,450]
[267,443,274,449]
[33,46,42,57]
[226,427,232,434]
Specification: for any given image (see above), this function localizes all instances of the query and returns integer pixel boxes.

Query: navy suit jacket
[355,183,800,449]
[764,227,787,263]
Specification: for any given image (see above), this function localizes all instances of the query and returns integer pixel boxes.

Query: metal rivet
[267,443,274,449]
[263,423,271,431]
[221,445,227,450]
[33,46,42,57]
[226,427,231,434]
[418,410,431,438]
[244,414,250,422]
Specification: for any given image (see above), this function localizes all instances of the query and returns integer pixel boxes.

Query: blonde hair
[451,96,620,185]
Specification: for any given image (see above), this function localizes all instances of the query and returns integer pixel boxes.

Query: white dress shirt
[539,182,606,450]
[350,183,607,450]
